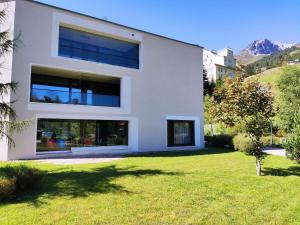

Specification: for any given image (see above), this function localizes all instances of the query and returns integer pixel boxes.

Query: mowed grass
[0,149,299,225]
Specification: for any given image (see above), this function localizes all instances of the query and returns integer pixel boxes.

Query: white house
[203,48,236,82]
[0,0,205,160]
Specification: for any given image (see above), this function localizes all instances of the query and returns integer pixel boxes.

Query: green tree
[203,69,215,96]
[277,66,300,133]
[0,6,26,146]
[212,76,274,175]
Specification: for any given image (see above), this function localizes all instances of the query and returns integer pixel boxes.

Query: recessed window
[36,119,128,152]
[58,26,139,69]
[30,73,120,107]
[167,120,195,147]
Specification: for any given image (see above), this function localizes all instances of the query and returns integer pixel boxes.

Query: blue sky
[37,0,300,52]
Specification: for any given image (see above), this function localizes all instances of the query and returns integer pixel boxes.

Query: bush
[284,127,300,163]
[261,136,283,147]
[233,133,256,155]
[1,165,44,194]
[0,178,16,201]
[206,135,233,147]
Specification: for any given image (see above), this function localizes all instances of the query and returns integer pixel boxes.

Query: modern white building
[0,0,204,160]
[203,48,236,82]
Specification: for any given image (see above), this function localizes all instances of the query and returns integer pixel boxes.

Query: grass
[248,65,300,98]
[0,148,299,225]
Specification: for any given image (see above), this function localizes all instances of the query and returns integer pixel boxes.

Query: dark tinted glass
[37,119,128,152]
[30,74,120,107]
[167,120,195,146]
[59,27,139,69]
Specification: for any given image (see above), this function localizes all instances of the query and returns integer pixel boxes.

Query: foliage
[1,165,44,192]
[206,134,233,147]
[0,165,44,200]
[233,133,256,155]
[245,46,300,76]
[284,126,300,163]
[212,76,274,175]
[277,66,300,132]
[203,69,215,96]
[0,6,27,146]
[204,95,217,135]
[0,177,16,200]
[261,136,283,148]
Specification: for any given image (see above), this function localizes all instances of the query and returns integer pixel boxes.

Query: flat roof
[27,0,203,48]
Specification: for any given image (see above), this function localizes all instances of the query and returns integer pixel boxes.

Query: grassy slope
[248,65,300,98]
[0,149,299,225]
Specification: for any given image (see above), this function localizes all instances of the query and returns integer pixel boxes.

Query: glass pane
[173,122,192,145]
[31,74,120,107]
[59,27,139,69]
[36,119,128,152]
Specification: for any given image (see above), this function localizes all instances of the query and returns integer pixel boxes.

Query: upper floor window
[30,73,120,107]
[58,27,139,69]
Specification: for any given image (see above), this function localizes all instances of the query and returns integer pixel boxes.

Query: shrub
[284,127,300,163]
[1,165,45,193]
[261,136,283,147]
[207,135,233,147]
[0,177,16,201]
[233,133,256,155]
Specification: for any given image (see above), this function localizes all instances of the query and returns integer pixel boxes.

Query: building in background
[203,48,236,82]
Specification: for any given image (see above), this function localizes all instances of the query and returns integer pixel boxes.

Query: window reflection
[30,74,120,107]
[37,119,128,152]
[59,27,139,69]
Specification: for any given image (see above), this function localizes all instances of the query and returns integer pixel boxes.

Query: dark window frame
[167,120,195,147]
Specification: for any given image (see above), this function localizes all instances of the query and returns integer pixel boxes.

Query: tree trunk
[256,159,261,176]
[210,123,214,136]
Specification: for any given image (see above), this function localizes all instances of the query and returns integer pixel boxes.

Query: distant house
[287,59,300,65]
[0,0,205,160]
[203,48,236,82]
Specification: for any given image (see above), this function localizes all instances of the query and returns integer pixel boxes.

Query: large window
[59,27,139,69]
[36,119,128,152]
[30,74,120,107]
[167,120,195,147]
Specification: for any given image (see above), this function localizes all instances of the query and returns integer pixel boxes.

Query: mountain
[236,39,295,65]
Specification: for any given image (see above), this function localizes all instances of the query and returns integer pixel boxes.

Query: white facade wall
[0,0,204,160]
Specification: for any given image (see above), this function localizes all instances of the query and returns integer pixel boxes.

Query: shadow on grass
[263,166,300,177]
[127,148,234,158]
[1,165,180,206]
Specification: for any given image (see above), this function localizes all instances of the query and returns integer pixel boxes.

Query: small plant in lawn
[0,165,45,201]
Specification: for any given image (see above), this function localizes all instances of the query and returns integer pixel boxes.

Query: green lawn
[0,149,299,225]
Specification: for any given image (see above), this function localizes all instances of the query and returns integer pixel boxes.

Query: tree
[0,6,26,146]
[203,68,215,96]
[212,76,274,176]
[277,66,300,133]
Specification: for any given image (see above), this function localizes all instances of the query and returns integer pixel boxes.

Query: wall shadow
[127,148,234,158]
[1,165,181,206]
[263,166,300,177]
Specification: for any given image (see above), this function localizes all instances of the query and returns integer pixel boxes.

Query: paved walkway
[28,154,124,165]
[263,147,286,157]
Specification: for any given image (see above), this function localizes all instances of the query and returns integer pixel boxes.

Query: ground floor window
[36,119,128,152]
[167,120,195,147]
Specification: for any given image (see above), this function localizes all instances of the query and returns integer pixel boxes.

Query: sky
[37,0,300,53]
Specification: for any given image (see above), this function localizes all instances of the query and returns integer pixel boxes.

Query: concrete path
[263,147,286,157]
[28,155,123,165]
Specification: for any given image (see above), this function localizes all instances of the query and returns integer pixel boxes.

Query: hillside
[244,46,300,75]
[247,64,300,98]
